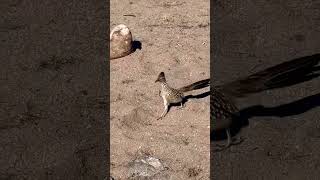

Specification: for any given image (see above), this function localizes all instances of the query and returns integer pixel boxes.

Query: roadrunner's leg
[216,129,231,148]
[157,100,169,120]
[226,129,231,147]
[177,102,185,110]
[215,129,243,151]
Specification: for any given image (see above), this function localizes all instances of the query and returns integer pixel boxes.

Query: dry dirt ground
[1,0,108,179]
[110,0,210,179]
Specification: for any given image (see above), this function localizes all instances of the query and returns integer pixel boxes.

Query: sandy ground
[1,0,108,179]
[110,0,210,179]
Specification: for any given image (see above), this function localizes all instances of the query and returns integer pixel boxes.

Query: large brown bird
[211,54,320,150]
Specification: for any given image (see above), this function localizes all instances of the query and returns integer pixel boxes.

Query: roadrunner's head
[155,72,166,83]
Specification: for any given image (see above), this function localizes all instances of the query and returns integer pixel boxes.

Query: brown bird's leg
[215,129,243,151]
[177,102,186,110]
[157,100,169,120]
[215,129,231,148]
[226,129,231,148]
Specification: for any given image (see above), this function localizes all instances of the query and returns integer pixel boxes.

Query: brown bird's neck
[160,81,169,88]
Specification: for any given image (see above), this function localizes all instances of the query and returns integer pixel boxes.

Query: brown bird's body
[155,72,210,120]
[211,54,320,149]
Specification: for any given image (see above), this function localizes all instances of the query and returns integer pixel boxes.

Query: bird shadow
[185,91,211,100]
[167,91,210,112]
[211,93,320,142]
[239,92,320,124]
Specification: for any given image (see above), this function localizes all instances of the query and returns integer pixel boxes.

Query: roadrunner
[211,54,320,150]
[155,72,210,120]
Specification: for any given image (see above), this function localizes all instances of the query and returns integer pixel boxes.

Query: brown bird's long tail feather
[218,54,320,98]
[178,79,210,92]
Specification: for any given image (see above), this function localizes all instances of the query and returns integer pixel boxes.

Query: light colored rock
[110,24,133,60]
[128,155,170,180]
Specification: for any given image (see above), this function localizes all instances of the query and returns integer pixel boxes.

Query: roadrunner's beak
[155,79,159,83]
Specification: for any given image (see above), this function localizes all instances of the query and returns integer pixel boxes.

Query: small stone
[128,155,169,179]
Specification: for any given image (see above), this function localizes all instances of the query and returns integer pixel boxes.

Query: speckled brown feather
[211,87,238,131]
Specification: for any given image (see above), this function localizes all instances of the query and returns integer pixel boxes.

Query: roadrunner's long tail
[217,54,320,98]
[178,79,210,93]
